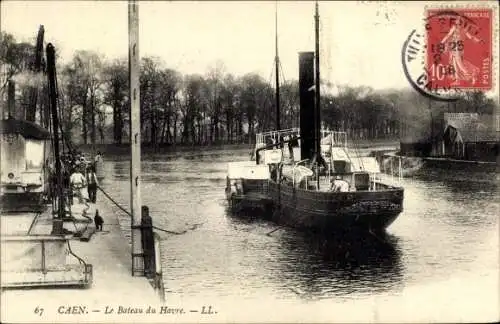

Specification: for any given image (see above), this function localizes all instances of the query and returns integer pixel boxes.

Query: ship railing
[325,130,350,171]
[377,154,403,187]
[256,128,300,146]
[256,129,347,150]
[322,130,348,148]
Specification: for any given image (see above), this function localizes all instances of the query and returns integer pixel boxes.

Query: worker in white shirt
[70,168,87,203]
[330,175,350,192]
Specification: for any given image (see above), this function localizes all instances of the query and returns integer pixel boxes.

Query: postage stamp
[425,8,493,91]
[402,4,497,101]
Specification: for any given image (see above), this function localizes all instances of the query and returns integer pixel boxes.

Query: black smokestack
[7,80,15,119]
[299,52,315,161]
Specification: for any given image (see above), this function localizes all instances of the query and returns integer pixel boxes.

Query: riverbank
[77,139,400,156]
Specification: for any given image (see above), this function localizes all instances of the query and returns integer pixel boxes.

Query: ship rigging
[225,1,405,234]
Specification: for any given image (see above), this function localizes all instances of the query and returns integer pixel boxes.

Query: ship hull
[268,180,403,233]
[225,178,273,215]
[0,192,46,213]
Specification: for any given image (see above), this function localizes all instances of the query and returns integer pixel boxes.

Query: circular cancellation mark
[402,8,493,102]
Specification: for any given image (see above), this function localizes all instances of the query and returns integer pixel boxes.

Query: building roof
[444,113,498,143]
[0,117,51,140]
[444,112,478,128]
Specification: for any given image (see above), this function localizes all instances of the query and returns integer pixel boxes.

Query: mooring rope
[266,227,282,236]
[27,211,43,235]
[96,185,193,235]
[97,186,132,217]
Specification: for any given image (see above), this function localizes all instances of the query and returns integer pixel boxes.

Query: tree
[62,50,104,144]
[157,68,182,145]
[0,32,46,121]
[279,80,300,129]
[0,32,36,94]
[205,61,226,144]
[102,59,128,144]
[220,74,240,143]
[181,74,205,144]
[239,73,273,142]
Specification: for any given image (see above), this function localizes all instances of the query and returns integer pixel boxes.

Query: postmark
[402,5,496,101]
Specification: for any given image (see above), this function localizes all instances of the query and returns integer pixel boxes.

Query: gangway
[1,235,93,288]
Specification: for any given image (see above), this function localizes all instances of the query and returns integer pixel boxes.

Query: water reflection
[225,208,273,223]
[273,230,404,299]
[416,168,498,189]
[410,170,499,229]
[101,150,498,304]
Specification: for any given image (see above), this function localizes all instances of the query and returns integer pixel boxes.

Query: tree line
[1,31,497,147]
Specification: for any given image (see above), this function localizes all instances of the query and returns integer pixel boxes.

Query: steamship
[0,117,52,212]
[1,26,53,212]
[225,2,404,233]
[0,83,53,212]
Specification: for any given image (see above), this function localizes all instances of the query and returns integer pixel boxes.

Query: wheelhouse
[0,117,52,195]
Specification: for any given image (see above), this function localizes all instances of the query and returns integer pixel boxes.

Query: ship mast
[27,25,45,123]
[314,1,321,188]
[46,43,64,235]
[275,1,280,130]
[314,1,321,158]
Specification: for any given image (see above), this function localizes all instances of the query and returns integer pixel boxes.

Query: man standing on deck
[288,134,299,161]
[86,166,99,203]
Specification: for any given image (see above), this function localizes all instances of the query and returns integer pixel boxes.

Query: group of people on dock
[47,151,103,205]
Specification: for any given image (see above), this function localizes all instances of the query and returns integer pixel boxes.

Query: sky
[1,0,499,97]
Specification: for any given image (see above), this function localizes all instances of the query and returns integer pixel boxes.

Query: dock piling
[141,206,155,278]
[141,205,165,301]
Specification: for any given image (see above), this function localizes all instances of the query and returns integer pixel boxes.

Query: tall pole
[314,1,321,188]
[275,1,280,130]
[129,0,144,276]
[46,43,64,235]
[7,80,15,118]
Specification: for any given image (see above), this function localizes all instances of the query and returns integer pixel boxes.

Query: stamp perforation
[423,2,498,94]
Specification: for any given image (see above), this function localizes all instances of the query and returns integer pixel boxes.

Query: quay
[1,195,162,323]
[375,150,498,178]
[1,2,165,322]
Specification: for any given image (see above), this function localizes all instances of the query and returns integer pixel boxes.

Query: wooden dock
[1,195,160,323]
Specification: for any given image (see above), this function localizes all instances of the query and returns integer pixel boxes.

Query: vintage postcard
[1,1,498,323]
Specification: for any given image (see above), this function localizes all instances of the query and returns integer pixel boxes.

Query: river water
[98,148,499,322]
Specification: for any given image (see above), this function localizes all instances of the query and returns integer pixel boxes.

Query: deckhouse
[0,117,52,198]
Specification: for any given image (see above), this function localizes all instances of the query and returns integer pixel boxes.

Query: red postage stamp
[425,8,493,91]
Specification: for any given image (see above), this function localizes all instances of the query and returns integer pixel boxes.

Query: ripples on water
[99,148,498,305]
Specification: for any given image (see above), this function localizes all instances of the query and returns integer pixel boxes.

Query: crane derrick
[25,25,45,123]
